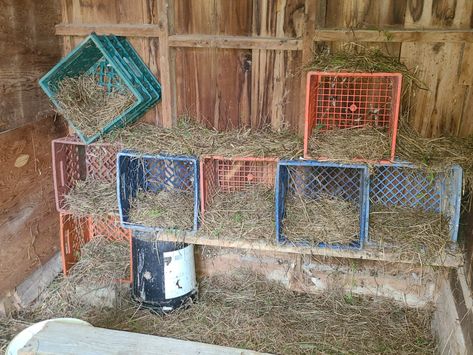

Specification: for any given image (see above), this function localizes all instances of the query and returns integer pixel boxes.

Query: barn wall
[0,0,67,295]
[2,0,473,294]
[56,0,473,137]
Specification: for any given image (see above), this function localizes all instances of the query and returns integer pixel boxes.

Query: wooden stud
[157,0,176,128]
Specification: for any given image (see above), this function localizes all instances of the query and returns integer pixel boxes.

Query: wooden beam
[314,29,473,43]
[156,233,462,268]
[169,34,302,50]
[157,0,176,128]
[55,23,162,37]
[19,322,267,355]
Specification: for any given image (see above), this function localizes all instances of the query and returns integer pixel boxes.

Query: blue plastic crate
[39,33,161,144]
[369,163,462,242]
[275,160,370,249]
[117,151,199,233]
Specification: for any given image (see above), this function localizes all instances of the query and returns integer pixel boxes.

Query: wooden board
[401,0,473,137]
[157,232,462,268]
[0,117,67,296]
[0,0,62,132]
[18,322,267,355]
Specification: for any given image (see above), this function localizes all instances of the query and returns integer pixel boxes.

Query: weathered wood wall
[56,0,473,137]
[0,0,67,295]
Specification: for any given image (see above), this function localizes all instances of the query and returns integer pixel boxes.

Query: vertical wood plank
[401,0,473,136]
[158,0,176,128]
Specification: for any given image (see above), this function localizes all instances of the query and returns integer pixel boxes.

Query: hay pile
[24,236,130,320]
[12,270,435,354]
[128,190,195,230]
[369,205,452,262]
[200,186,275,241]
[397,123,473,188]
[283,195,359,245]
[55,75,134,137]
[309,126,391,161]
[105,118,303,159]
[64,179,118,216]
[306,47,425,90]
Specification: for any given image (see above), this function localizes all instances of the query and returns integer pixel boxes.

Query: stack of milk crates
[42,33,162,292]
[275,71,462,253]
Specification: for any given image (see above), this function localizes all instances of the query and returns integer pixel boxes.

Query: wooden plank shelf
[156,232,463,268]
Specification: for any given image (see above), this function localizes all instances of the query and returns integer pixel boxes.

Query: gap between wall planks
[55,0,473,137]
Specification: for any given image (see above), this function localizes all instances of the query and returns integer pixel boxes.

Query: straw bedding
[105,118,303,159]
[10,269,435,355]
[64,179,118,216]
[55,75,134,137]
[128,190,195,230]
[23,236,130,321]
[369,204,452,262]
[283,195,360,245]
[199,186,275,241]
[309,126,391,161]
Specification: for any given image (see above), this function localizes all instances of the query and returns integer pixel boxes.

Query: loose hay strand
[128,189,195,230]
[64,179,118,216]
[309,126,391,161]
[199,186,275,241]
[55,75,134,137]
[14,269,436,355]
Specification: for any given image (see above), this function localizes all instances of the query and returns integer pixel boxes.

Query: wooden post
[158,0,176,128]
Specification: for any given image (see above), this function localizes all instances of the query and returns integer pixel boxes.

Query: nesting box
[52,136,120,213]
[275,160,370,249]
[59,213,132,283]
[200,156,277,215]
[39,33,161,143]
[303,72,402,162]
[369,163,462,243]
[117,151,200,233]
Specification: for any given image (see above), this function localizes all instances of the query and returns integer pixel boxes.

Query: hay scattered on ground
[24,236,130,320]
[105,117,303,158]
[64,179,118,216]
[128,190,195,230]
[0,318,32,353]
[306,46,426,90]
[309,126,390,161]
[283,195,359,245]
[200,186,275,241]
[55,75,134,137]
[369,204,452,262]
[13,270,435,355]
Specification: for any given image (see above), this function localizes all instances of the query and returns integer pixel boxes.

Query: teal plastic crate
[39,33,161,144]
[104,36,161,124]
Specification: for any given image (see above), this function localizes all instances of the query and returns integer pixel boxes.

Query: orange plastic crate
[52,136,121,213]
[59,213,132,283]
[303,72,402,162]
[200,156,277,217]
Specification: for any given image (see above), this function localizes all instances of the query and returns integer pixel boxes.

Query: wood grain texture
[401,0,473,137]
[0,0,62,132]
[0,117,67,296]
